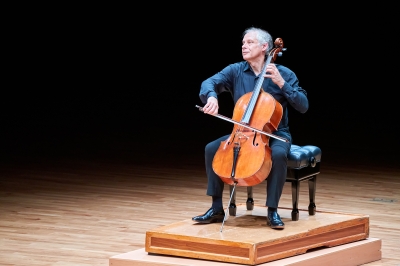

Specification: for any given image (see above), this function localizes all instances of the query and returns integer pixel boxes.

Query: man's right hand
[203,97,219,115]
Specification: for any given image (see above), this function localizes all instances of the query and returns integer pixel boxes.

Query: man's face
[242,32,267,61]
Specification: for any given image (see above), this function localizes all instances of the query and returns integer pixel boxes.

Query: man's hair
[243,27,273,53]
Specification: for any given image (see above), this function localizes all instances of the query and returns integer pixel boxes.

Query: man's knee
[205,142,218,158]
[271,147,288,162]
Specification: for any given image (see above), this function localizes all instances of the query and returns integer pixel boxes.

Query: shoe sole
[192,216,225,224]
[269,224,285,229]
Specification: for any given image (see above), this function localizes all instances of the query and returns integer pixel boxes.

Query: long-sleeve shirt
[199,61,309,139]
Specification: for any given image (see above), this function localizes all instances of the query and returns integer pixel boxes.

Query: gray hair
[243,27,273,53]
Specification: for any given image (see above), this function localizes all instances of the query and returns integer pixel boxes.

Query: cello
[207,38,287,187]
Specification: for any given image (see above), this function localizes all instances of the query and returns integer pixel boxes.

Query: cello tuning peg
[277,48,287,57]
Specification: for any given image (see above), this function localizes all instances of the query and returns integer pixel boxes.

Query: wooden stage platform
[109,239,381,266]
[110,205,381,266]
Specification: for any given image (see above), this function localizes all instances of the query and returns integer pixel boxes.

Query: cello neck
[242,39,284,124]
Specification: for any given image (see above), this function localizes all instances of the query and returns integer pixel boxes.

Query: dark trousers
[205,132,291,208]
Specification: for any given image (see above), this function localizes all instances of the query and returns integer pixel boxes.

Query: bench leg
[308,175,317,215]
[229,185,237,216]
[291,180,300,221]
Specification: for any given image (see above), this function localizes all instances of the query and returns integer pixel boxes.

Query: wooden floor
[0,151,399,266]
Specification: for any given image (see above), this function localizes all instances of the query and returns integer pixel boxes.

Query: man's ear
[262,43,268,52]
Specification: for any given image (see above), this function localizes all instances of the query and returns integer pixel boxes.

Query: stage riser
[144,205,370,265]
[110,238,381,266]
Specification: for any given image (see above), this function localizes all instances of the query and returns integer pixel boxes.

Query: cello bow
[195,105,289,143]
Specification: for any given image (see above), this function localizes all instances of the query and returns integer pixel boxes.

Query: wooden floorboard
[0,153,399,266]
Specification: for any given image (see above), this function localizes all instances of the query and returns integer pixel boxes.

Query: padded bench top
[288,145,321,169]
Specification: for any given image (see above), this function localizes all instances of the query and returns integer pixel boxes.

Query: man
[192,27,309,229]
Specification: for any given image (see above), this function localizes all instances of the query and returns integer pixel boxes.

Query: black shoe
[267,210,285,229]
[192,207,225,224]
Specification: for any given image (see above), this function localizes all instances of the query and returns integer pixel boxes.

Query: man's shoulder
[276,64,298,80]
[226,61,248,71]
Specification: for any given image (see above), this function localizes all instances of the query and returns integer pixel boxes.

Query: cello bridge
[235,132,249,142]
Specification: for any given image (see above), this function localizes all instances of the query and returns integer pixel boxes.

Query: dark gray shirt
[199,61,309,139]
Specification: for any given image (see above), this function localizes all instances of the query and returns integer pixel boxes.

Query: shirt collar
[244,62,252,72]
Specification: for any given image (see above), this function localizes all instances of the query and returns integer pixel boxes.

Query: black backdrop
[1,7,399,168]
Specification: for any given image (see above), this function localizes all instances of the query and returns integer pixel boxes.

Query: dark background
[1,7,399,169]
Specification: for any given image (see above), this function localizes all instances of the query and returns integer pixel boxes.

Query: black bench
[228,144,322,221]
